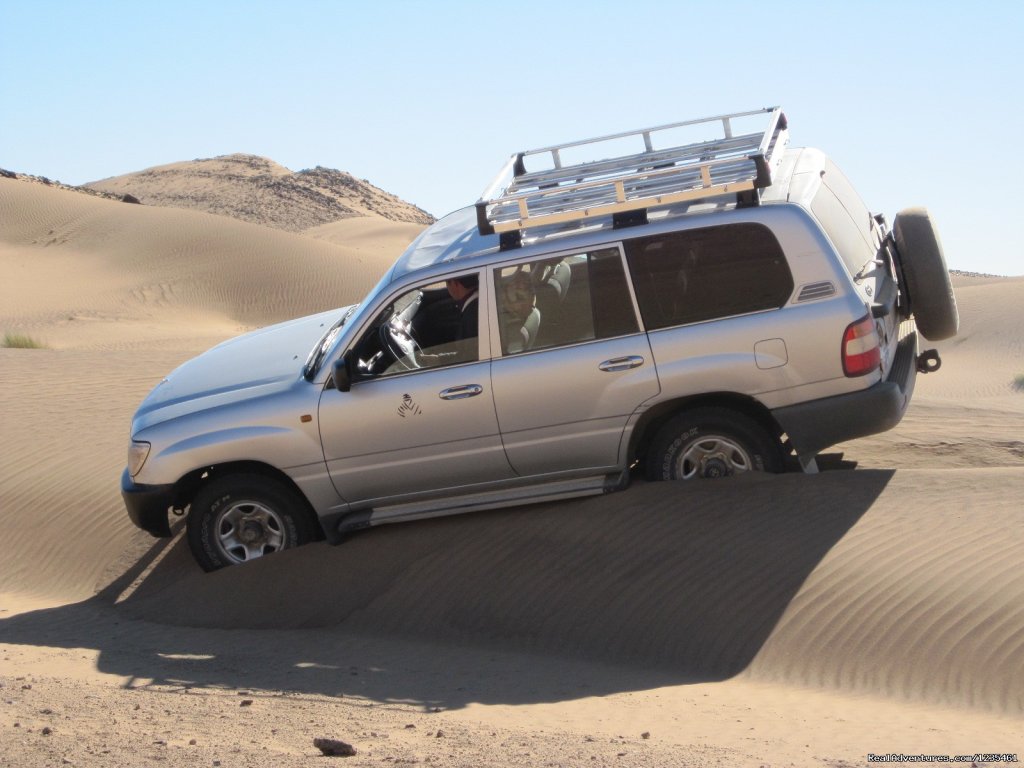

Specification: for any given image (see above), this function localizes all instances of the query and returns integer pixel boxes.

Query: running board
[348,473,621,531]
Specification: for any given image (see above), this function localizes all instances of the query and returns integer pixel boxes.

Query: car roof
[389,147,827,284]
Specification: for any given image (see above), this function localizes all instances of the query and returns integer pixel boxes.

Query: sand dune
[2,175,1023,765]
[0,177,415,349]
[922,276,1024,397]
[108,469,1023,715]
[304,214,430,251]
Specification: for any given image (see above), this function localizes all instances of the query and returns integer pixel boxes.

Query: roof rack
[475,107,789,241]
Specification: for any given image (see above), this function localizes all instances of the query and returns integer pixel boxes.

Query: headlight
[127,440,151,477]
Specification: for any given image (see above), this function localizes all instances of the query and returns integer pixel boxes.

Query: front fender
[134,419,328,489]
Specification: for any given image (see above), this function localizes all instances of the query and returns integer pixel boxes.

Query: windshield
[390,206,499,279]
[303,304,358,380]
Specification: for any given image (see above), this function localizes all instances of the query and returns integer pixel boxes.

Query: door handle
[439,384,483,400]
[599,355,644,372]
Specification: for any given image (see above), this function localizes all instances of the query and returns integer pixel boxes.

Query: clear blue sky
[1,0,1021,275]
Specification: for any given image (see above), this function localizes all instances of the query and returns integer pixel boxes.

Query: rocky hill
[0,167,131,203]
[81,154,434,231]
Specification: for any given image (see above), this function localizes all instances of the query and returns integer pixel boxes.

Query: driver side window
[349,276,479,379]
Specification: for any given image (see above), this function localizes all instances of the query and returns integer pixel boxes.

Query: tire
[186,473,315,572]
[645,407,783,482]
[892,207,959,341]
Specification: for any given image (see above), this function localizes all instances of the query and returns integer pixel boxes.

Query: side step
[337,473,625,534]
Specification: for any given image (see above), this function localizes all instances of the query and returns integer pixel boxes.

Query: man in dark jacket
[445,274,479,342]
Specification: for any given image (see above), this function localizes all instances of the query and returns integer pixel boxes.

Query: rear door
[489,246,660,476]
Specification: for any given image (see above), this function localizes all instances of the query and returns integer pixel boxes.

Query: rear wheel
[646,408,783,481]
[186,474,315,572]
[892,207,959,341]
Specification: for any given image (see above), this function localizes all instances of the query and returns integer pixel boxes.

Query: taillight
[842,314,881,377]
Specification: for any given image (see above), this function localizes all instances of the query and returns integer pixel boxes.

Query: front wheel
[645,408,783,481]
[186,474,315,571]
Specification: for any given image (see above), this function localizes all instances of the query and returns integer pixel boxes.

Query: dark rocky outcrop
[82,154,433,231]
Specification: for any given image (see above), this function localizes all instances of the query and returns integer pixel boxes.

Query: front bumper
[772,331,919,460]
[121,467,174,537]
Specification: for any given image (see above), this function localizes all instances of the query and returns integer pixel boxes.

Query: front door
[319,274,514,505]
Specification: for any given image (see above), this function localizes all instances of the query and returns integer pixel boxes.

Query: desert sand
[1,175,1023,767]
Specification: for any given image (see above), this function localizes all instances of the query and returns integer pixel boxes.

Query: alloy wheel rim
[215,500,286,564]
[677,435,753,479]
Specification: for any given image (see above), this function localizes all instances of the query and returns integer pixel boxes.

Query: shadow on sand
[0,470,893,711]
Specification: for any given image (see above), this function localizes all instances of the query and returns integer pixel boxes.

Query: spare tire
[892,208,959,341]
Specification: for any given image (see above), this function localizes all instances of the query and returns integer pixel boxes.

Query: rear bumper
[121,468,174,537]
[772,331,918,459]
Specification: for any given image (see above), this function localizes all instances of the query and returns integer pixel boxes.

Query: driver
[445,274,479,342]
[372,275,481,375]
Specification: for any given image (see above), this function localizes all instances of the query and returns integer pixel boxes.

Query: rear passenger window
[812,160,879,276]
[493,247,639,355]
[624,223,793,330]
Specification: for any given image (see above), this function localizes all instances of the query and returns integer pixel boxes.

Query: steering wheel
[379,322,421,371]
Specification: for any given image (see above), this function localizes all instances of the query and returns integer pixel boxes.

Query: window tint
[624,223,793,330]
[590,248,641,339]
[493,247,638,355]
[812,160,878,276]
[349,276,479,378]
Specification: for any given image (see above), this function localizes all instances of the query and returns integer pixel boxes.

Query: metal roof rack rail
[475,107,789,239]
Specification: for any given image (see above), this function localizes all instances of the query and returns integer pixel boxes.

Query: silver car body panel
[133,308,346,433]
[490,332,660,475]
[131,311,342,475]
[318,357,514,505]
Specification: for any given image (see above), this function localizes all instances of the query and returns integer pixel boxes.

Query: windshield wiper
[853,257,886,283]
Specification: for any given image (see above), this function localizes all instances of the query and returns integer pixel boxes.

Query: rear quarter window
[811,160,878,276]
[624,222,794,330]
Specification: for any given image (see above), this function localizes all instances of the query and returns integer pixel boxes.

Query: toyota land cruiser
[121,107,958,570]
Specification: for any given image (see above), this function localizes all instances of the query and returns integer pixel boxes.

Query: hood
[132,307,351,433]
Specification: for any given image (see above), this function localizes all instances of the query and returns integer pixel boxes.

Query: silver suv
[121,108,958,571]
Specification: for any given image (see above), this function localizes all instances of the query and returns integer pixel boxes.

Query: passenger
[500,271,540,353]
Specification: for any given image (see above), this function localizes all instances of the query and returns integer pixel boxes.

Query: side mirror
[332,352,353,392]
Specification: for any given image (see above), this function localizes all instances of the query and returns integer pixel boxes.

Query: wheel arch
[628,392,785,467]
[172,460,325,541]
